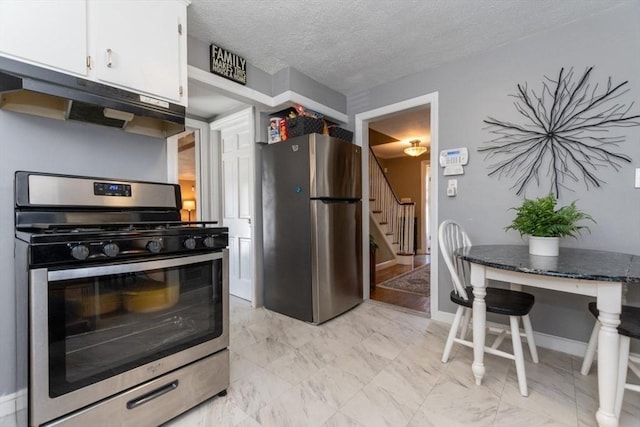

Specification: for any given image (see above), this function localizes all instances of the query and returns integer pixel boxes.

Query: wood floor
[371,254,430,314]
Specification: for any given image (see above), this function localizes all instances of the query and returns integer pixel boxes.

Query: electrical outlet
[635,168,640,188]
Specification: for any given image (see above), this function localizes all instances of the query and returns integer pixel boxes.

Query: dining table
[457,245,640,427]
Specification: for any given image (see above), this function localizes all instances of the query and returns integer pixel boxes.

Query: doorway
[355,93,439,317]
[168,113,256,305]
[167,118,213,224]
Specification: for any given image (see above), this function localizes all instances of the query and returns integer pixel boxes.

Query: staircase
[369,148,415,266]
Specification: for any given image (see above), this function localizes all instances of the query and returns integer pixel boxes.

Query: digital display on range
[94,182,132,197]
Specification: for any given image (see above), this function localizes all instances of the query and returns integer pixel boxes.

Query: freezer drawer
[44,350,229,427]
[311,200,363,323]
[261,134,361,201]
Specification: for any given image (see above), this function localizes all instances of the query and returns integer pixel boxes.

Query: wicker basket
[285,116,325,138]
[328,126,353,143]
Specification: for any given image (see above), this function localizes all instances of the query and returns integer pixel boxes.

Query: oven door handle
[126,380,179,410]
[47,251,224,281]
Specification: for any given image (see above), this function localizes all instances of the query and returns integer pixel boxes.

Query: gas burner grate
[24,221,220,235]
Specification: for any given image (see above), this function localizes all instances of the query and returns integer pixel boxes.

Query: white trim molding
[429,313,594,358]
[354,92,439,314]
[189,66,348,123]
[0,388,26,419]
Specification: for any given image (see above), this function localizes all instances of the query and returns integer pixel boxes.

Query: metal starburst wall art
[480,67,640,197]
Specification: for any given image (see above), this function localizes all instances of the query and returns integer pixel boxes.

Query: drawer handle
[126,380,179,410]
[106,48,113,68]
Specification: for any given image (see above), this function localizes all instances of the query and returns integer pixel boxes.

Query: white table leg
[595,282,622,427]
[470,264,487,385]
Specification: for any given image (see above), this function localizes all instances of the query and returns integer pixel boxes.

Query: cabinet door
[0,0,87,76]
[89,0,187,104]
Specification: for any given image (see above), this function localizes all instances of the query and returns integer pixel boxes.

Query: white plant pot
[528,236,559,257]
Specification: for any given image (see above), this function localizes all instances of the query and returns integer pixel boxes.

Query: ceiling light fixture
[404,140,427,157]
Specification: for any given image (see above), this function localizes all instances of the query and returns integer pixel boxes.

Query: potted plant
[506,194,594,256]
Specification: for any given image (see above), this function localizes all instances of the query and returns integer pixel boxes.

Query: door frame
[167,118,215,222]
[354,92,439,316]
[420,161,431,254]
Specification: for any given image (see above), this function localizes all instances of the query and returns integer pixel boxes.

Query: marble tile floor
[1,296,637,427]
[164,296,640,427]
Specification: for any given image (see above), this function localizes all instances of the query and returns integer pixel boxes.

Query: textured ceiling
[187,0,629,96]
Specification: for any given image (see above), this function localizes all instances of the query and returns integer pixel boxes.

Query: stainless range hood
[0,57,185,138]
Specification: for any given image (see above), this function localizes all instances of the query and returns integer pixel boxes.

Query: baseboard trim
[430,309,587,357]
[0,388,25,419]
[396,254,413,265]
[375,260,396,271]
[430,309,454,324]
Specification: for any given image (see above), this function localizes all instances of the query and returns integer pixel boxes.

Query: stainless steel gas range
[14,171,229,427]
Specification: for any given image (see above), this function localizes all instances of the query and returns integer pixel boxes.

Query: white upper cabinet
[0,0,188,105]
[0,0,88,76]
[88,0,188,104]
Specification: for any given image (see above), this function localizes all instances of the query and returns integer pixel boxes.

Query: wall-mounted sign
[210,44,247,85]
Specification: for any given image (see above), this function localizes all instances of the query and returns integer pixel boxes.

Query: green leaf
[505,194,594,238]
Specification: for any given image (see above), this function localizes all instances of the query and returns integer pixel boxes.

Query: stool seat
[451,287,535,317]
[587,302,640,339]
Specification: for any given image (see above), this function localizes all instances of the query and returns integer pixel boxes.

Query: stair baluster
[368,148,415,258]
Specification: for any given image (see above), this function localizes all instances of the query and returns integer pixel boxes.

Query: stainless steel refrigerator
[262,133,363,323]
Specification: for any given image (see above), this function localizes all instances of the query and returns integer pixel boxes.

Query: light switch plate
[636,168,640,188]
[447,179,458,197]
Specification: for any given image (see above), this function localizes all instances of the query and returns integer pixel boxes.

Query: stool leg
[510,316,528,397]
[442,305,465,363]
[459,308,471,340]
[581,321,600,376]
[522,315,538,363]
[615,336,630,418]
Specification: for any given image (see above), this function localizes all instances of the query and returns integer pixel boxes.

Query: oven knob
[102,243,120,257]
[183,237,197,250]
[146,240,162,253]
[203,236,216,248]
[70,244,90,260]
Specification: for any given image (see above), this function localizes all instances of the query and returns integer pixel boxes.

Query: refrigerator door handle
[316,199,360,204]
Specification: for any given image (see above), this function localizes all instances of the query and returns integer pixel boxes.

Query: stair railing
[368,148,415,255]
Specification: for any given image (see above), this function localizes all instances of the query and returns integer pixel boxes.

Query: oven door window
[47,258,223,397]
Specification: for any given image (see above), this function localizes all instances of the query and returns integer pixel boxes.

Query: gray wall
[272,67,347,115]
[0,111,168,396]
[347,3,640,342]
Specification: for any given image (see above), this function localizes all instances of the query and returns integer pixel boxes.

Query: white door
[212,109,254,301]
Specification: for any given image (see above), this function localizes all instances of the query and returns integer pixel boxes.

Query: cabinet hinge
[178,23,183,35]
[179,86,184,96]
[86,55,93,69]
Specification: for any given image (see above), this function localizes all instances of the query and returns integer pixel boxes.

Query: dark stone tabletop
[456,245,640,284]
